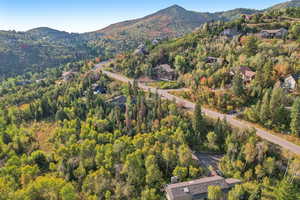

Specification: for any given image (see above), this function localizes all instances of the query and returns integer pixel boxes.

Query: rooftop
[165,176,241,200]
[155,64,175,73]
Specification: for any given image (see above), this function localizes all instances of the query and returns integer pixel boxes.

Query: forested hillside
[0,58,299,199]
[2,1,297,80]
[111,7,300,141]
[0,27,99,79]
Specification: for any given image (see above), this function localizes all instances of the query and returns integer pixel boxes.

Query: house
[133,43,148,55]
[231,66,256,83]
[137,76,154,83]
[259,28,288,39]
[165,176,241,200]
[106,95,127,106]
[244,15,253,21]
[220,28,239,38]
[16,80,32,86]
[282,74,300,91]
[204,57,218,64]
[154,64,177,81]
[92,84,107,94]
[62,71,77,81]
[152,39,159,45]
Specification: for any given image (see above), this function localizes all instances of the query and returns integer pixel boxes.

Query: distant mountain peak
[167,4,185,9]
[157,4,187,14]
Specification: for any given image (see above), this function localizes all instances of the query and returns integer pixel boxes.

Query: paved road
[95,63,300,155]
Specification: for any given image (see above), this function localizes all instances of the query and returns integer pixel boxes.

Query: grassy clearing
[23,121,58,153]
[147,81,184,89]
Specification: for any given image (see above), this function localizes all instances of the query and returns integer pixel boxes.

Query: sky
[0,0,286,33]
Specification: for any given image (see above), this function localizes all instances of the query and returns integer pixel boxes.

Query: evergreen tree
[290,98,300,136]
[193,101,205,142]
[232,72,244,96]
[273,178,300,200]
[260,90,270,126]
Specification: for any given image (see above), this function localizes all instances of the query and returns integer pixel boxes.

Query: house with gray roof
[154,64,177,81]
[259,28,288,39]
[165,176,241,200]
[282,74,300,92]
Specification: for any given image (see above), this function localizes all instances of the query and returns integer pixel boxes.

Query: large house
[133,43,148,55]
[231,66,256,83]
[165,176,241,200]
[259,28,288,39]
[220,28,239,38]
[62,71,77,81]
[282,74,300,91]
[154,64,177,81]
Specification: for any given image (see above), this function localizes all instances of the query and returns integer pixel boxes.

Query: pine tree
[232,72,244,96]
[290,98,300,136]
[193,101,205,142]
[260,90,270,126]
[273,178,300,200]
[269,87,285,126]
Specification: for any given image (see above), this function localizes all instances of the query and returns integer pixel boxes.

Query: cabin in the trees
[137,76,154,83]
[154,64,177,81]
[62,71,77,81]
[165,176,241,200]
[204,57,218,64]
[152,39,159,45]
[133,43,148,55]
[16,80,32,86]
[259,28,288,39]
[92,83,107,94]
[282,74,300,92]
[220,28,239,37]
[230,66,256,83]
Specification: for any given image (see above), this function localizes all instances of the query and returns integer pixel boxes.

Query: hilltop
[268,0,300,10]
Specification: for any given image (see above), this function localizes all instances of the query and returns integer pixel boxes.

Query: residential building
[165,176,241,200]
[204,57,218,64]
[154,64,177,81]
[259,28,288,39]
[62,71,77,81]
[220,28,239,38]
[283,74,300,91]
[231,66,256,83]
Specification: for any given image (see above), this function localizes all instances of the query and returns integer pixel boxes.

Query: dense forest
[0,57,299,199]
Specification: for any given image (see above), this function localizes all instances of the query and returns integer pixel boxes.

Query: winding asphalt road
[95,62,300,155]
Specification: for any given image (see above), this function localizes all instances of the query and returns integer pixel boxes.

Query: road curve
[95,63,300,155]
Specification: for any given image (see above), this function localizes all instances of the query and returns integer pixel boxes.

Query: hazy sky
[0,0,285,33]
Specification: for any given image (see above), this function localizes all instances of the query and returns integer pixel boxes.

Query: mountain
[268,0,300,10]
[0,28,95,78]
[1,1,299,79]
[95,5,219,40]
[85,5,258,55]
[216,8,259,21]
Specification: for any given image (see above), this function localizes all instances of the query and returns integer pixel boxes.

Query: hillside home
[259,28,288,39]
[152,39,159,45]
[204,57,218,64]
[154,64,177,81]
[62,71,77,81]
[92,83,107,94]
[230,66,256,83]
[133,43,148,55]
[282,74,300,91]
[165,176,241,200]
[16,80,32,86]
[220,28,239,37]
[137,76,154,83]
